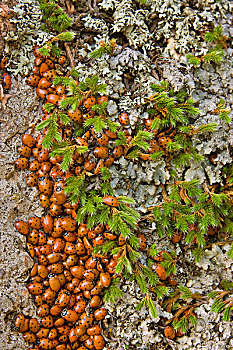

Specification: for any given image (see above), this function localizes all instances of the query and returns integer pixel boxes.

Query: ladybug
[48,274,61,292]
[61,309,79,323]
[103,195,119,207]
[94,224,105,234]
[171,231,183,243]
[83,130,91,141]
[168,274,178,286]
[81,96,96,113]
[70,265,85,279]
[64,242,76,255]
[18,318,29,333]
[23,332,36,343]
[15,313,25,331]
[41,315,54,328]
[36,87,48,99]
[105,129,117,139]
[118,112,129,126]
[67,108,82,123]
[58,56,66,65]
[39,244,52,256]
[104,156,115,168]
[61,217,76,231]
[49,203,62,216]
[27,75,40,87]
[50,305,62,317]
[87,325,102,336]
[158,136,171,149]
[49,262,64,274]
[69,328,78,343]
[33,65,40,75]
[34,57,43,66]
[207,226,218,236]
[39,62,49,76]
[63,231,76,242]
[97,95,108,105]
[29,160,40,172]
[28,216,41,230]
[140,153,150,161]
[77,224,89,237]
[53,217,64,236]
[45,58,54,69]
[38,149,50,162]
[29,318,40,333]
[137,234,147,251]
[164,326,176,340]
[93,335,105,350]
[38,231,47,245]
[26,243,35,258]
[47,94,61,105]
[0,56,8,69]
[52,238,65,253]
[38,77,51,89]
[104,231,117,240]
[100,272,111,287]
[55,84,65,96]
[15,220,29,235]
[84,160,96,172]
[2,73,11,89]
[34,295,43,306]
[32,147,39,159]
[85,257,97,270]
[30,262,38,277]
[94,308,107,321]
[37,338,53,349]
[106,259,117,274]
[37,304,50,317]
[27,282,43,295]
[74,300,87,314]
[47,252,61,264]
[27,230,39,245]
[43,70,56,81]
[57,290,71,307]
[154,264,167,280]
[18,145,31,158]
[93,146,109,159]
[112,145,124,158]
[40,161,52,173]
[41,215,54,233]
[48,327,58,340]
[15,157,29,169]
[33,44,44,57]
[75,137,88,148]
[75,241,86,255]
[90,295,102,309]
[38,265,49,279]
[78,312,94,328]
[79,280,94,291]
[96,133,109,146]
[118,234,126,246]
[38,177,53,195]
[57,324,71,335]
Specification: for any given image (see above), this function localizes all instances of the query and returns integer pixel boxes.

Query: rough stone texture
[0,0,233,349]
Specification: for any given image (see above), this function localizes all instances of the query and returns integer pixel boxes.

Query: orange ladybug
[164,325,176,339]
[2,73,11,89]
[103,195,119,207]
[118,112,129,125]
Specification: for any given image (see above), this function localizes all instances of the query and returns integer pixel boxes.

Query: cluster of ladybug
[0,55,12,90]
[13,45,139,350]
[13,42,183,350]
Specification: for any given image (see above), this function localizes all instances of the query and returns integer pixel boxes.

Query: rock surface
[0,0,233,349]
